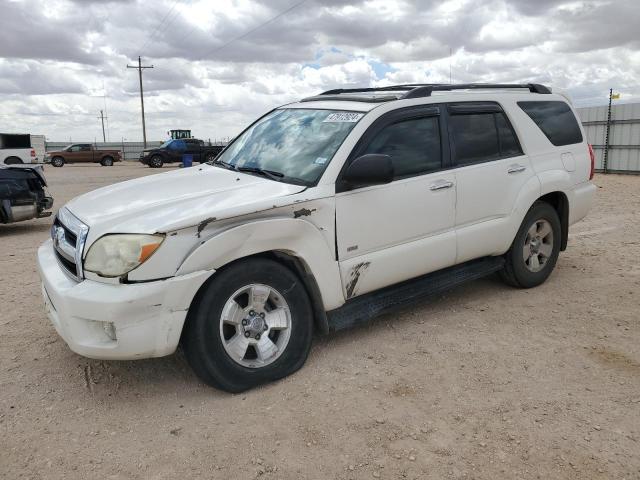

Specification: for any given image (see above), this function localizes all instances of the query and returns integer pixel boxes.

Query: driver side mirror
[342,154,394,188]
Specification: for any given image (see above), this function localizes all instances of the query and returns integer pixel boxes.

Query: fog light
[102,322,116,341]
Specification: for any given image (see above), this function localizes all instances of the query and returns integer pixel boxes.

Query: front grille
[51,208,88,281]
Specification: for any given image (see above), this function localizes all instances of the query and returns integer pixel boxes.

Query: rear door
[335,105,457,299]
[447,102,536,263]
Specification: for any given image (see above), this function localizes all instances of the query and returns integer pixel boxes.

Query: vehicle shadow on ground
[0,222,51,236]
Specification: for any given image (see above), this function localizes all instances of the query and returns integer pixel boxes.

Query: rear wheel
[499,201,561,288]
[4,156,23,165]
[101,156,114,166]
[149,155,163,168]
[51,156,64,167]
[183,258,314,392]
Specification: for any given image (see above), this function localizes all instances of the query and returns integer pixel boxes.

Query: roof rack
[300,83,551,103]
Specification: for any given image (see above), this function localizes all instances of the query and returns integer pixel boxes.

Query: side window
[495,113,523,157]
[80,144,91,151]
[363,116,441,179]
[69,145,81,152]
[449,112,522,165]
[169,140,186,151]
[518,101,583,146]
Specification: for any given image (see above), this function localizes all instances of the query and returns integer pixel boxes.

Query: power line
[127,56,154,147]
[199,0,308,59]
[138,0,182,55]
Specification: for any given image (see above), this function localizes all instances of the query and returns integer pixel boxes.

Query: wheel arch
[538,191,569,251]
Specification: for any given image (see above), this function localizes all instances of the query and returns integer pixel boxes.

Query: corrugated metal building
[577,102,640,173]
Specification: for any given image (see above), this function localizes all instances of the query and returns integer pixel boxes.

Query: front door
[335,106,457,299]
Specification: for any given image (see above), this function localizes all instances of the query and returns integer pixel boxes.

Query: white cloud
[0,0,638,141]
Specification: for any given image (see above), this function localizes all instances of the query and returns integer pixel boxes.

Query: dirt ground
[1,164,639,480]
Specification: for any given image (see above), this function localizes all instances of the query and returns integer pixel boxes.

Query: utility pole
[127,56,154,148]
[603,88,613,174]
[98,110,107,142]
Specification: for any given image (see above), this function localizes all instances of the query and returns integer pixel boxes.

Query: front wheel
[499,201,561,288]
[51,156,64,167]
[183,258,313,392]
[149,155,163,168]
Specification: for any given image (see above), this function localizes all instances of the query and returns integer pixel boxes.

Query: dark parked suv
[139,139,224,168]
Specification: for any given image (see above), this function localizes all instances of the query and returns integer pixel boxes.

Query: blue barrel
[182,153,193,168]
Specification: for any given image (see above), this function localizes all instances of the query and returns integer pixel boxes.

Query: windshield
[159,140,173,149]
[214,108,364,185]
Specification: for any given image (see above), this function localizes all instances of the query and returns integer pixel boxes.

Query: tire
[149,155,163,168]
[51,156,64,167]
[183,258,314,392]
[499,201,561,288]
[4,156,23,165]
[101,156,114,166]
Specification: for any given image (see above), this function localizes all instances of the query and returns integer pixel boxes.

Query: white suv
[37,83,596,392]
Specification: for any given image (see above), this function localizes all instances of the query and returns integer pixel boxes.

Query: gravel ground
[1,164,639,480]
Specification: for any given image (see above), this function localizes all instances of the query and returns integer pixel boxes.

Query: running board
[326,256,505,332]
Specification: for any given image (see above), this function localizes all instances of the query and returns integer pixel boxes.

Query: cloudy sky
[0,0,638,142]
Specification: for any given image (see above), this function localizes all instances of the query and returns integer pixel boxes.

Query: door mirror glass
[342,154,394,187]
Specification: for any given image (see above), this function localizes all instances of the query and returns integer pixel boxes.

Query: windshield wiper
[209,158,236,170]
[236,166,285,181]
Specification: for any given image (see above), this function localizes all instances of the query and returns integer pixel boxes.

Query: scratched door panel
[335,172,456,299]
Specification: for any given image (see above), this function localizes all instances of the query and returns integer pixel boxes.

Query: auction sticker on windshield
[323,112,364,123]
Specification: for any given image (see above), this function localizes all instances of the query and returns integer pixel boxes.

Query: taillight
[588,144,595,180]
[30,149,36,157]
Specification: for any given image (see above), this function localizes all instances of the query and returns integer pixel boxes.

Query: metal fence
[577,103,640,174]
[45,140,229,162]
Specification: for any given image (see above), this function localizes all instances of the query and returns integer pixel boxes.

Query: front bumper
[37,239,214,360]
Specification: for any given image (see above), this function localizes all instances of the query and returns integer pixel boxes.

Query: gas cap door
[561,152,576,172]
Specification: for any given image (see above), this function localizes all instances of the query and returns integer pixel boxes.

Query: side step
[326,256,505,332]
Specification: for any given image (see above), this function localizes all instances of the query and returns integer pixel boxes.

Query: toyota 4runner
[37,83,596,392]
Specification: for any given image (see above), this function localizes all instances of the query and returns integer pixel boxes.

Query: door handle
[508,164,526,174]
[429,180,454,191]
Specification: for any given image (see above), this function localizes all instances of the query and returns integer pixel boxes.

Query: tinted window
[450,112,522,165]
[450,113,500,165]
[495,113,522,157]
[518,101,583,146]
[363,116,441,179]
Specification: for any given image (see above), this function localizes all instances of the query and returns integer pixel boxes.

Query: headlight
[84,234,164,278]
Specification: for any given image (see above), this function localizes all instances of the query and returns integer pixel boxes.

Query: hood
[65,164,306,240]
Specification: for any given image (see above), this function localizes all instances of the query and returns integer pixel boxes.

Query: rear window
[518,101,583,146]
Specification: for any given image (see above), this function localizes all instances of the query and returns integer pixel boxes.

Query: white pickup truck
[0,133,40,164]
[37,83,596,392]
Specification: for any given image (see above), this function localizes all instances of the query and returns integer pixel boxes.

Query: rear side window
[449,112,522,166]
[518,101,583,146]
[363,116,441,179]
